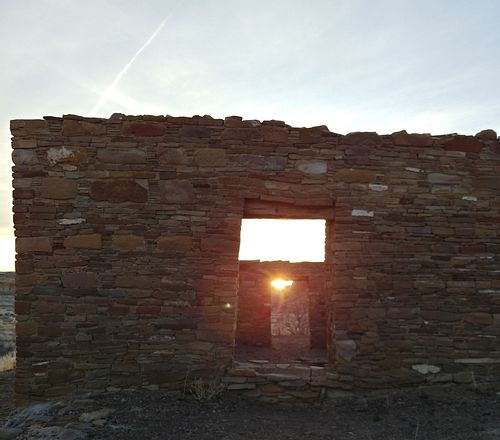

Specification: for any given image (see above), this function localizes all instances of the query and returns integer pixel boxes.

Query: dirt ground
[2,365,500,439]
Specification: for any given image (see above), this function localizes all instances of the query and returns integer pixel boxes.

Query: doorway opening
[235,205,330,365]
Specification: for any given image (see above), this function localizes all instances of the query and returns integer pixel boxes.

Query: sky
[0,0,499,271]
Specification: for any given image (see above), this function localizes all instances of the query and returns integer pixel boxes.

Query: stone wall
[11,114,500,407]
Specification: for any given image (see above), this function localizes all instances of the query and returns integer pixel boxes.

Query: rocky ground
[1,369,499,440]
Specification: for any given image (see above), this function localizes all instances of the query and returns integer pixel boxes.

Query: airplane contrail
[89,10,177,116]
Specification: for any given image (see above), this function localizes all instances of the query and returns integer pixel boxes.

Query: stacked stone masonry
[11,114,500,407]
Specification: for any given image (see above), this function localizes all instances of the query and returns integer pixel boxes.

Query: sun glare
[271,280,294,289]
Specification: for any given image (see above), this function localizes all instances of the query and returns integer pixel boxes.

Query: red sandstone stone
[112,235,146,251]
[159,180,196,204]
[137,306,161,315]
[90,180,148,203]
[97,148,147,164]
[16,237,52,253]
[261,125,289,143]
[64,234,102,250]
[41,178,78,200]
[391,130,433,146]
[16,321,37,336]
[109,305,130,315]
[364,243,395,253]
[465,313,493,324]
[116,276,152,289]
[444,136,483,153]
[460,244,486,254]
[333,169,376,183]
[387,308,419,319]
[122,122,165,136]
[62,120,106,136]
[156,236,192,251]
[194,148,227,167]
[62,272,100,288]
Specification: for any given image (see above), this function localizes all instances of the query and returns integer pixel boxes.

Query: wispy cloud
[89,3,183,116]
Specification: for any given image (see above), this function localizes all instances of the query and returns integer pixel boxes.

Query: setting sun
[270,280,294,290]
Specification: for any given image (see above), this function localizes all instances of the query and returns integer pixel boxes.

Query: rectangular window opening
[238,219,326,263]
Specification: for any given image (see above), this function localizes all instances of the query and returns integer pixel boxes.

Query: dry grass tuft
[184,368,226,402]
[0,351,16,372]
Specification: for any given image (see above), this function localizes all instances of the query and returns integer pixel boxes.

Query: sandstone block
[221,128,256,141]
[44,385,77,398]
[156,236,192,251]
[97,148,147,164]
[464,312,493,324]
[12,149,39,165]
[335,242,362,251]
[239,154,287,170]
[475,129,497,141]
[64,234,102,249]
[109,305,129,316]
[295,160,327,175]
[11,139,37,149]
[157,147,187,165]
[137,306,161,315]
[62,120,106,136]
[195,330,233,343]
[413,279,446,289]
[460,244,486,254]
[367,309,385,319]
[122,122,165,136]
[472,178,500,190]
[62,272,100,288]
[333,169,376,183]
[387,308,419,319]
[90,180,148,203]
[336,340,357,361]
[11,119,49,136]
[47,146,88,165]
[159,180,196,204]
[261,126,288,143]
[365,243,395,253]
[391,130,433,146]
[298,125,328,143]
[41,178,78,199]
[16,237,52,253]
[427,173,462,185]
[116,276,152,289]
[194,148,227,167]
[453,371,473,383]
[341,132,381,146]
[444,136,483,153]
[16,321,37,336]
[181,125,212,137]
[228,369,256,377]
[201,237,240,254]
[420,311,460,322]
[112,235,146,251]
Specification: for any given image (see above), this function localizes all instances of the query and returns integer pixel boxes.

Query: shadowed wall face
[11,115,500,407]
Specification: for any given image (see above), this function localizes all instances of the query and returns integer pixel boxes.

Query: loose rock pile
[0,392,114,440]
[0,273,15,358]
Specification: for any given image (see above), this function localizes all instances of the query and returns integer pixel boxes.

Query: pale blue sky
[1,0,499,270]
